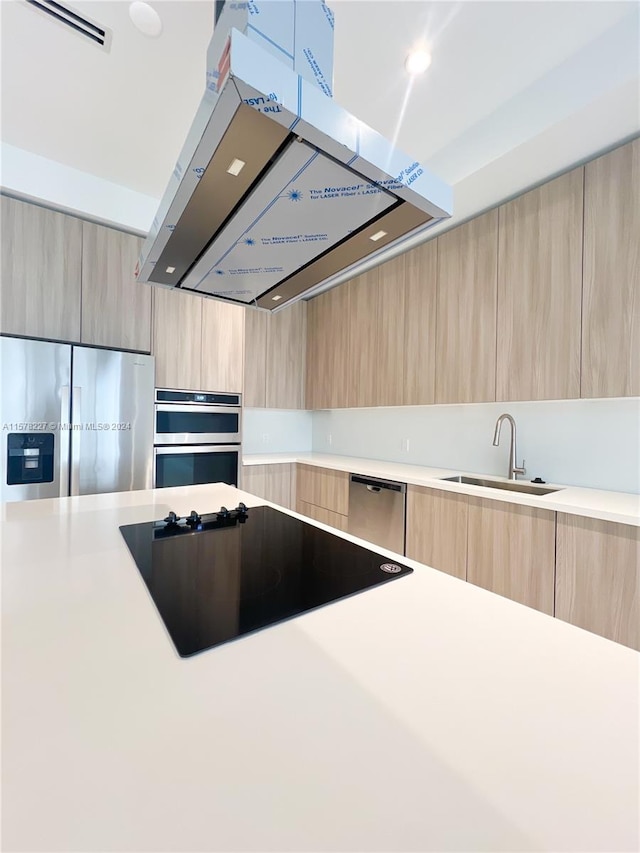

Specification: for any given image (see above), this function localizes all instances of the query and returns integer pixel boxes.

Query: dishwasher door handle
[366,485,382,492]
[350,474,406,493]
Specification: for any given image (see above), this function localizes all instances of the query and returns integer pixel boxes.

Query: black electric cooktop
[120,504,413,657]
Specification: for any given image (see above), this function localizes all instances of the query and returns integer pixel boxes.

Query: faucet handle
[515,459,526,476]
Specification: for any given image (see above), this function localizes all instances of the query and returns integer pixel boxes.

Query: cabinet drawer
[297,500,348,532]
[296,463,349,516]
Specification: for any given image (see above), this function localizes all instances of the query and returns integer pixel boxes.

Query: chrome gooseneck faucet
[493,413,526,480]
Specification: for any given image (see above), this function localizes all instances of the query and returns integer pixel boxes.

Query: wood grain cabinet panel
[347,268,379,408]
[406,486,468,579]
[403,239,438,405]
[436,211,498,403]
[375,255,405,407]
[266,300,306,409]
[296,463,349,516]
[201,299,244,393]
[496,169,583,401]
[153,287,202,390]
[556,514,639,650]
[241,463,293,510]
[582,139,640,397]
[297,499,348,532]
[1,195,82,341]
[306,284,350,409]
[467,498,556,615]
[243,307,268,407]
[80,223,150,351]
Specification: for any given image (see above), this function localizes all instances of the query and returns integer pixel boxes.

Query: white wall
[312,398,640,494]
[243,409,313,454]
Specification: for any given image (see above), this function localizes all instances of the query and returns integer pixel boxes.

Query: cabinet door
[406,486,468,579]
[81,223,150,352]
[375,255,405,407]
[297,499,348,532]
[243,308,268,407]
[467,498,556,614]
[296,463,349,515]
[436,211,498,403]
[201,299,244,393]
[403,239,437,405]
[347,268,379,408]
[496,169,583,401]
[1,196,81,341]
[241,464,292,509]
[582,139,640,398]
[556,514,639,650]
[266,300,306,409]
[153,287,202,390]
[306,284,350,409]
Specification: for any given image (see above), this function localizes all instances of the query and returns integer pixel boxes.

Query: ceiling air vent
[25,0,111,50]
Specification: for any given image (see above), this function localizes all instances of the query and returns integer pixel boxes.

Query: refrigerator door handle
[71,386,82,496]
[59,385,71,497]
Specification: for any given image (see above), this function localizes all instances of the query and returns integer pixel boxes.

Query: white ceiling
[1,0,639,233]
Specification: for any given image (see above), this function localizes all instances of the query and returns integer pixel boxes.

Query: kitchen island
[2,484,638,852]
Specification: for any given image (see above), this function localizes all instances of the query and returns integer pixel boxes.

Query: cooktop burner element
[120,505,413,657]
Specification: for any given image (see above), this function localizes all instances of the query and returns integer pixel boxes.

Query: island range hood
[136,0,452,311]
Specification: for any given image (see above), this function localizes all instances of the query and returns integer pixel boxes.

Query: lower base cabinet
[467,498,556,615]
[297,500,348,532]
[240,464,294,510]
[406,486,468,579]
[555,514,640,651]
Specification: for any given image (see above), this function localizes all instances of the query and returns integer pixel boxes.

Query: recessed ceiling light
[405,49,432,75]
[129,2,162,38]
[369,230,388,242]
[272,295,282,301]
[226,158,246,176]
[166,266,176,273]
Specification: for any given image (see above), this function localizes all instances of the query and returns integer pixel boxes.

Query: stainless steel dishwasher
[348,474,407,554]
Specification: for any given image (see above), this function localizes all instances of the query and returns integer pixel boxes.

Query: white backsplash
[243,408,313,454]
[312,398,640,494]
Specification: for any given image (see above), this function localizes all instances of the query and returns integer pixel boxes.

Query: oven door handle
[154,445,241,455]
[154,405,241,415]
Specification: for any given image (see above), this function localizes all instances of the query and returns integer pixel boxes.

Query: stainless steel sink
[440,475,562,496]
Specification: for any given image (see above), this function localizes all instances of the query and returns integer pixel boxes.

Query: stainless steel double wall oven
[153,388,241,488]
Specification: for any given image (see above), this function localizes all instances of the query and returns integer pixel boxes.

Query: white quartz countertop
[243,452,640,526]
[2,484,639,852]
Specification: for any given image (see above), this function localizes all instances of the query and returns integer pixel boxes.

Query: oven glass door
[155,405,241,445]
[154,446,239,488]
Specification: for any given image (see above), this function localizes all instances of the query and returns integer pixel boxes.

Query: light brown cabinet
[80,223,150,352]
[201,299,244,394]
[436,211,498,403]
[1,195,82,341]
[266,300,306,408]
[555,514,639,651]
[296,463,349,516]
[243,308,269,407]
[346,268,379,408]
[496,168,583,401]
[403,240,438,405]
[375,255,406,407]
[241,463,294,510]
[406,486,468,580]
[467,497,556,615]
[582,138,640,398]
[152,287,203,390]
[306,283,350,409]
[297,499,348,532]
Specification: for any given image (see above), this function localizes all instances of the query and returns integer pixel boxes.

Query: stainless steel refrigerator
[1,336,154,502]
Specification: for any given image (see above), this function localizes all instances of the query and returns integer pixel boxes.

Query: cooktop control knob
[163,511,180,526]
[185,510,202,528]
[217,506,230,519]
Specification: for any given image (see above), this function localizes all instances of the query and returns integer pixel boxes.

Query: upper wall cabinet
[243,301,306,408]
[496,168,583,401]
[80,223,150,352]
[347,268,380,408]
[201,299,244,394]
[1,195,82,342]
[306,283,350,409]
[153,287,203,391]
[436,211,498,404]
[403,240,437,406]
[582,139,640,398]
